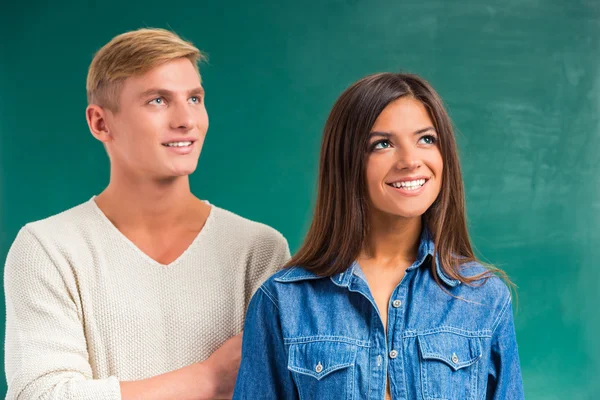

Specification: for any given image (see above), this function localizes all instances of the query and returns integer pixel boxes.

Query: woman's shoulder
[259,265,330,300]
[262,266,325,289]
[453,261,514,317]
[458,261,512,295]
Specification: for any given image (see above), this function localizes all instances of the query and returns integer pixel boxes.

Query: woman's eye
[372,140,391,150]
[419,135,437,145]
[189,96,201,104]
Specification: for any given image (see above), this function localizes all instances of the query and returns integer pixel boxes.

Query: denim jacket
[233,230,524,400]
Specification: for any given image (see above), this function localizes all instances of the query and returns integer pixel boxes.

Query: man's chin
[167,162,199,178]
[169,170,195,178]
[154,169,196,182]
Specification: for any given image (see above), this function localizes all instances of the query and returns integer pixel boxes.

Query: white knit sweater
[4,198,290,399]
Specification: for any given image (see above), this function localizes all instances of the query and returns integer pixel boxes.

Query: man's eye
[148,98,164,105]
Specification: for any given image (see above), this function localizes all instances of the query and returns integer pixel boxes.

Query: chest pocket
[287,340,357,400]
[417,332,483,400]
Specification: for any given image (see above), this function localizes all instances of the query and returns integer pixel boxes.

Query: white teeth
[390,179,426,189]
[164,141,192,147]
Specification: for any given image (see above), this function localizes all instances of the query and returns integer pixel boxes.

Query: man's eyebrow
[138,88,171,99]
[188,87,205,96]
[138,87,205,99]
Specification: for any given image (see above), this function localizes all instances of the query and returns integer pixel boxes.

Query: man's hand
[120,332,243,400]
[203,333,243,399]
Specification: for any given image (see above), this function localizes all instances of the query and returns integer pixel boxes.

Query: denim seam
[419,352,480,370]
[420,350,430,400]
[403,327,492,338]
[470,346,479,400]
[275,275,323,283]
[366,348,371,400]
[417,339,481,370]
[349,364,355,400]
[274,267,324,283]
[491,295,512,334]
[283,336,371,347]
[288,363,354,379]
[330,275,349,288]
[397,286,409,400]
[259,286,280,311]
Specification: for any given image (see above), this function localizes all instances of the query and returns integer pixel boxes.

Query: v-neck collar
[89,196,215,268]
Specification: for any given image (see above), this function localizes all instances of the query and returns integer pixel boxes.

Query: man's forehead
[124,77,203,97]
[126,58,200,88]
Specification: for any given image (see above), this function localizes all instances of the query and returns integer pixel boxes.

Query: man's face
[103,58,209,181]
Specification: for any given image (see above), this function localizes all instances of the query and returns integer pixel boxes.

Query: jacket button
[389,350,398,359]
[392,300,402,308]
[315,362,323,373]
[451,353,459,364]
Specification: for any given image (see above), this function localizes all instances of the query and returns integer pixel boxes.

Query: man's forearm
[120,362,216,400]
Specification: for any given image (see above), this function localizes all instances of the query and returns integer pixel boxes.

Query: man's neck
[94,173,207,233]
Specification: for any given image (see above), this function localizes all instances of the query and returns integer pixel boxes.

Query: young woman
[233,73,524,399]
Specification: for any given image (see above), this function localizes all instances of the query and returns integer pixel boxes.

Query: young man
[4,28,290,399]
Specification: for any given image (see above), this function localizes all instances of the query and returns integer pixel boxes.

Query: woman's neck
[359,212,423,269]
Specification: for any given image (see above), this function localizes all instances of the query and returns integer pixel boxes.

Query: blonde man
[4,28,290,400]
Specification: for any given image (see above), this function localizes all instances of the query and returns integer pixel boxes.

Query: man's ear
[86,104,112,144]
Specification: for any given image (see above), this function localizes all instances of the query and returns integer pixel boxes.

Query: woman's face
[365,96,443,220]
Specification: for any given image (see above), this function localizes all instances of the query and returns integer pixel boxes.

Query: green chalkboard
[1,0,598,398]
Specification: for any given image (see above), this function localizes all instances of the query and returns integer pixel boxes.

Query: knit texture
[4,198,290,399]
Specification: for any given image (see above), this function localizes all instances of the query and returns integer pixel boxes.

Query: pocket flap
[288,341,357,380]
[417,332,482,371]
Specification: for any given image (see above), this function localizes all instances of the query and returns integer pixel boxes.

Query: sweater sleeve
[246,229,291,305]
[4,226,121,400]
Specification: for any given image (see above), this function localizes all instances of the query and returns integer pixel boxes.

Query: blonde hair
[86,28,206,111]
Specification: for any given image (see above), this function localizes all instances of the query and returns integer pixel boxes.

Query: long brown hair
[286,72,509,287]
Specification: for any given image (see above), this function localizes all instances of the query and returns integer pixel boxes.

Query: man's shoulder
[18,199,99,252]
[210,206,288,250]
[6,199,100,278]
[25,199,97,236]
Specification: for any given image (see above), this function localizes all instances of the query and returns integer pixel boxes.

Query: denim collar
[275,228,460,287]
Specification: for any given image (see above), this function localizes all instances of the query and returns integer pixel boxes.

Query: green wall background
[1,0,598,398]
